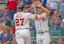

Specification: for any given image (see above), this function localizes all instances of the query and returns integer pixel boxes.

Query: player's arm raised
[38,3,50,17]
[28,2,38,20]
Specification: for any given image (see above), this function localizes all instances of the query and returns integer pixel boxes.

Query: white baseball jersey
[35,13,49,33]
[14,12,34,30]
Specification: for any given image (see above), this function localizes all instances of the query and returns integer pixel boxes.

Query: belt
[16,28,29,30]
[38,31,48,34]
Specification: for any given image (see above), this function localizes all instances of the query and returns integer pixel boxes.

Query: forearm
[0,19,3,22]
[46,4,50,9]
[6,17,11,22]
[41,6,50,16]
[7,18,11,22]
[58,19,61,24]
[30,6,34,10]
[4,41,10,44]
[0,41,2,44]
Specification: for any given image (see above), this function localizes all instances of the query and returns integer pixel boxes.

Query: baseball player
[35,3,50,44]
[14,3,39,44]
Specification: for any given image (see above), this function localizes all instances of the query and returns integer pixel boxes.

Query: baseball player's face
[23,7,25,12]
[37,7,43,14]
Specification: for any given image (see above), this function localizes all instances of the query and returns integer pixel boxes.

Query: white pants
[36,32,50,44]
[15,29,31,44]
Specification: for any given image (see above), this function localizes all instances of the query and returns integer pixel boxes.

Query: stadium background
[0,0,64,44]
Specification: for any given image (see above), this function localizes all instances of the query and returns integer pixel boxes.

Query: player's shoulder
[14,12,22,15]
[14,12,19,16]
[14,12,24,16]
[25,12,32,15]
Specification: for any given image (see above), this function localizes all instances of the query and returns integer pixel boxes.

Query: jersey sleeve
[28,13,34,20]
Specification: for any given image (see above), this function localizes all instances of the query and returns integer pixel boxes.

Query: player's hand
[37,2,42,8]
[31,2,36,8]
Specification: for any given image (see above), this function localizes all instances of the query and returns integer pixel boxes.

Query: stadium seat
[11,41,14,44]
[61,14,64,19]
[30,30,36,40]
[1,22,6,26]
[61,27,64,36]
[51,36,59,44]
[50,29,62,36]
[49,26,53,30]
[30,30,36,37]
[30,20,35,26]
[48,17,53,26]
[59,3,64,19]
[11,20,15,27]
[10,20,15,30]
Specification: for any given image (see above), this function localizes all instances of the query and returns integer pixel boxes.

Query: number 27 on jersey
[15,18,24,26]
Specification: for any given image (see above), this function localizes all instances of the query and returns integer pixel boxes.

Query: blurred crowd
[0,0,64,44]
